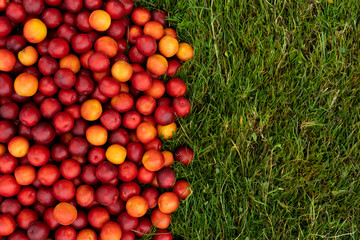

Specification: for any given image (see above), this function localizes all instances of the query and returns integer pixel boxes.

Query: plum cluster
[0,0,195,239]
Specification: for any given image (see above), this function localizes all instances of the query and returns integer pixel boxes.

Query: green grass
[138,0,360,239]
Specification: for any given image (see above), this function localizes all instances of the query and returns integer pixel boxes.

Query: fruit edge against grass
[136,0,360,239]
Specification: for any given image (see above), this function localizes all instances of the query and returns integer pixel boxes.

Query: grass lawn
[138,0,360,239]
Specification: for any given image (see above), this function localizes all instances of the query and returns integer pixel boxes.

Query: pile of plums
[0,0,195,239]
